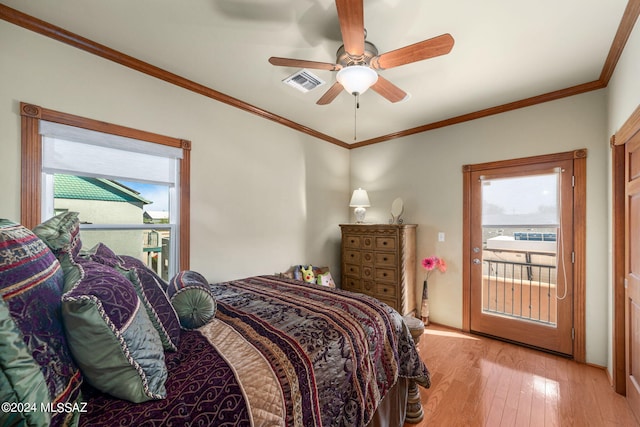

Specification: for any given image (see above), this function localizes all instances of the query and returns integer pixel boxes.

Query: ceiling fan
[268,0,454,106]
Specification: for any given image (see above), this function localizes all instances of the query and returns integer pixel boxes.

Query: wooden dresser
[339,224,417,316]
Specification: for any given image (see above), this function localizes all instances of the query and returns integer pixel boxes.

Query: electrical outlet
[438,232,445,242]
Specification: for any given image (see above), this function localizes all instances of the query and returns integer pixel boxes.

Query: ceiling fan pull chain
[353,93,359,141]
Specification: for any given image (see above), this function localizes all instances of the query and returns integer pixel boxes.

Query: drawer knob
[383,257,388,261]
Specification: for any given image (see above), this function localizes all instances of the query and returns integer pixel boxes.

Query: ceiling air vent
[282,69,325,93]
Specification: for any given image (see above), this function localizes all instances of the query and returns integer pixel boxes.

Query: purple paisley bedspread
[80,330,250,426]
[80,275,430,427]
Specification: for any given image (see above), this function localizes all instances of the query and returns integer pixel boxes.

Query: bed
[0,214,430,427]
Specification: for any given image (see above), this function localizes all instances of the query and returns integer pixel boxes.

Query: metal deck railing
[483,258,557,325]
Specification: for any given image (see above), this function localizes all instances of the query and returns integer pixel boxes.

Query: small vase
[421,280,429,325]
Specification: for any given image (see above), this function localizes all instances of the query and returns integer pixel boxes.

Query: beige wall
[350,90,609,365]
[608,20,640,134]
[0,20,350,282]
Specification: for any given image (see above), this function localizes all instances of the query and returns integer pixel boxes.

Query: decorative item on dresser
[349,188,371,223]
[340,224,417,315]
[389,197,405,224]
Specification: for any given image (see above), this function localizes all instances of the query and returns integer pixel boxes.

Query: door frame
[462,149,587,362]
[612,105,640,395]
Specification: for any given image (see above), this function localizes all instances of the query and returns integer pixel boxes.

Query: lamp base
[354,207,366,223]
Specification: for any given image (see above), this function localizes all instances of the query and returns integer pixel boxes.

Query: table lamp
[349,188,370,223]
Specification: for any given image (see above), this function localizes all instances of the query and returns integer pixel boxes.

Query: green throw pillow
[0,299,51,427]
[168,271,217,330]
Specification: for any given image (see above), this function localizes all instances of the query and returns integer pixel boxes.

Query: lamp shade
[349,188,370,207]
[336,65,378,95]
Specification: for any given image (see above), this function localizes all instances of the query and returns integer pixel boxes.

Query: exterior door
[468,158,574,356]
[625,131,640,420]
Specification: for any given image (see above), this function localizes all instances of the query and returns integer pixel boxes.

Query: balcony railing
[483,258,557,325]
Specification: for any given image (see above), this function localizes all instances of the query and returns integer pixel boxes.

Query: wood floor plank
[405,325,639,427]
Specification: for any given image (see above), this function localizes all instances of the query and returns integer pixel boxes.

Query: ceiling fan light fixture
[336,65,378,95]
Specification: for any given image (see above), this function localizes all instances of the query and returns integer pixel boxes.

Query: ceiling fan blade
[316,82,344,105]
[335,0,365,56]
[371,33,454,70]
[371,76,407,103]
[269,57,341,71]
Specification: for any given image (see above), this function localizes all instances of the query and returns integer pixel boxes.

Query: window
[20,102,191,275]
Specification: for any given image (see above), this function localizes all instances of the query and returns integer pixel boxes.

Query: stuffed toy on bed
[278,265,335,288]
[316,271,336,288]
[300,265,315,283]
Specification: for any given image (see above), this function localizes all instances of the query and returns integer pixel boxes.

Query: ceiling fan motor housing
[336,40,379,67]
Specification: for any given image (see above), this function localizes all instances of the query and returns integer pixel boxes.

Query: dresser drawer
[375,236,397,251]
[344,263,360,277]
[362,266,373,280]
[342,277,361,292]
[362,236,374,249]
[344,250,361,264]
[374,252,395,266]
[376,283,397,298]
[362,281,375,294]
[362,252,374,265]
[344,235,361,248]
[374,267,396,283]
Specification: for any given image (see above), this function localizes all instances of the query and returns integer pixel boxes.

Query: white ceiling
[1,0,630,144]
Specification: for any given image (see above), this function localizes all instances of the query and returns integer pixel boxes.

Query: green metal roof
[54,174,151,204]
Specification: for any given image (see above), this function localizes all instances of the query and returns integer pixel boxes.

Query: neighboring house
[144,210,170,224]
[53,174,151,260]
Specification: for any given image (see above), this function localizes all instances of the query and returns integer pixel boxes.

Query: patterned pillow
[168,271,216,330]
[86,243,180,351]
[33,212,83,294]
[118,254,170,291]
[32,211,82,258]
[0,219,82,427]
[61,256,167,403]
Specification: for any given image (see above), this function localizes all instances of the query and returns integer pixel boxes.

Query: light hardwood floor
[406,325,639,427]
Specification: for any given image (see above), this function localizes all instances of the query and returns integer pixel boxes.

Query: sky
[121,180,169,212]
[482,173,558,216]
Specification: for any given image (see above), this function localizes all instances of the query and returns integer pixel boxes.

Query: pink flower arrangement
[421,256,447,281]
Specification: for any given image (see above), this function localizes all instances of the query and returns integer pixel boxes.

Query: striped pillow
[0,219,83,427]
